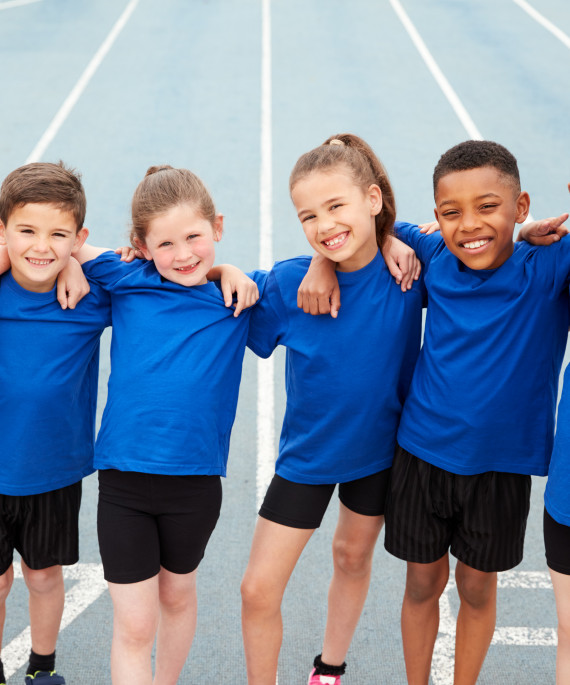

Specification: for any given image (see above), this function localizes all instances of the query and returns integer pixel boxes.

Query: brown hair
[130,165,216,247]
[0,161,86,230]
[289,133,396,249]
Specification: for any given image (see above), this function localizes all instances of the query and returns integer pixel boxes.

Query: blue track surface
[0,1,569,682]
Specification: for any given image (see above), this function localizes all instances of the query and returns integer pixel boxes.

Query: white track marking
[431,570,556,684]
[3,563,107,679]
[257,0,275,512]
[389,0,535,224]
[25,0,140,163]
[0,0,41,9]
[388,0,483,141]
[513,0,570,49]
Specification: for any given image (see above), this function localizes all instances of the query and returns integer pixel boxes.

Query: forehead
[8,202,78,228]
[291,168,360,205]
[435,167,517,205]
[146,203,213,235]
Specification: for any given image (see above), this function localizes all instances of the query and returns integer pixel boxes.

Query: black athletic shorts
[384,446,531,572]
[544,507,570,575]
[97,469,222,584]
[259,469,391,530]
[0,481,82,574]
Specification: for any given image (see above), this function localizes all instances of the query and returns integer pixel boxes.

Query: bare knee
[159,578,195,614]
[0,566,14,601]
[241,573,282,617]
[456,565,496,610]
[332,537,374,579]
[405,561,449,604]
[23,566,63,596]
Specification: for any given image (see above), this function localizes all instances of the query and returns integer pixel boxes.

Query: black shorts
[97,469,222,584]
[0,482,82,574]
[384,446,531,572]
[259,470,390,530]
[544,508,570,575]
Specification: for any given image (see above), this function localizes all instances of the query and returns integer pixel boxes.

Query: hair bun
[145,165,173,177]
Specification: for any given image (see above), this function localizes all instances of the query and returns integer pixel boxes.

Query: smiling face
[138,203,222,286]
[0,202,87,292]
[434,166,530,270]
[291,168,382,272]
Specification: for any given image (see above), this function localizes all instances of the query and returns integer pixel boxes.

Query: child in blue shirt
[240,134,425,685]
[74,165,262,685]
[0,162,111,685]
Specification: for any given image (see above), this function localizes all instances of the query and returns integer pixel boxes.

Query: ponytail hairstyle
[130,165,216,248]
[289,134,396,249]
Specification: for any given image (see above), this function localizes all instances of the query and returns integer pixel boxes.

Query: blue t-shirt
[395,221,570,476]
[83,252,267,476]
[546,366,570,525]
[247,251,425,484]
[0,271,111,495]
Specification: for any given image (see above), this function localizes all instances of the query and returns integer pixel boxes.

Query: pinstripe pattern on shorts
[384,446,531,572]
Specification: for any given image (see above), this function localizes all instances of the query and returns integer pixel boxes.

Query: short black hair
[433,140,520,196]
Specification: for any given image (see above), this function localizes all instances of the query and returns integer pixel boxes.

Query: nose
[460,210,479,233]
[34,236,50,252]
[175,244,194,262]
[317,214,336,234]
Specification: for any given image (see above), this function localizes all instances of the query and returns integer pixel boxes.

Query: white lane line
[513,0,570,50]
[388,0,483,141]
[25,0,140,163]
[432,570,556,685]
[0,0,41,9]
[3,563,107,679]
[257,0,275,513]
[389,0,535,223]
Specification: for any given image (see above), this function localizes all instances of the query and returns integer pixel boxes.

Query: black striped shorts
[384,446,531,572]
[0,481,82,573]
[544,508,570,575]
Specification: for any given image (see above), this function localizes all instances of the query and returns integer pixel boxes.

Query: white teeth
[28,258,52,265]
[324,233,347,246]
[463,239,490,249]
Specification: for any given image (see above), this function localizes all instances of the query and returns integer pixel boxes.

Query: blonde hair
[130,165,216,247]
[289,134,396,249]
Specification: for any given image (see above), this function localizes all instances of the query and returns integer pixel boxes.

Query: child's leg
[0,565,14,683]
[401,557,449,685]
[108,577,160,685]
[21,562,64,656]
[454,562,497,685]
[550,569,570,684]
[241,517,314,685]
[321,507,383,664]
[153,567,198,685]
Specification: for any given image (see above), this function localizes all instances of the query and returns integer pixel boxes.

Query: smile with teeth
[175,262,199,272]
[26,258,54,266]
[461,238,491,250]
[322,232,349,247]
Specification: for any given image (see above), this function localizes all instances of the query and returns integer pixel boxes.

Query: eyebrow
[438,192,501,208]
[15,223,73,233]
[297,195,345,217]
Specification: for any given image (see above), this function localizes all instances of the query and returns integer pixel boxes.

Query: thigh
[259,474,336,529]
[384,446,452,563]
[98,470,160,584]
[453,471,531,572]
[338,468,391,517]
[544,507,570,575]
[156,475,222,575]
[332,502,384,561]
[18,482,82,570]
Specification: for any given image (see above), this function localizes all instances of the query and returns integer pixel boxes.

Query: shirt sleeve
[394,220,443,266]
[82,251,141,291]
[247,268,289,358]
[524,236,570,292]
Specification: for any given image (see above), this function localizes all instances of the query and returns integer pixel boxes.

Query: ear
[514,191,531,224]
[72,227,89,254]
[434,208,440,223]
[212,214,224,242]
[134,238,152,261]
[0,221,6,245]
[368,184,383,217]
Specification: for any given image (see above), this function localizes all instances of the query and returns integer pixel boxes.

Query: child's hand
[56,256,90,309]
[115,246,144,262]
[517,213,569,245]
[381,235,421,291]
[216,264,259,317]
[419,221,440,234]
[297,254,340,318]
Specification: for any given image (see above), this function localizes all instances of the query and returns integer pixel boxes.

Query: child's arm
[297,254,340,317]
[207,264,260,317]
[381,235,422,290]
[56,257,91,309]
[517,213,569,245]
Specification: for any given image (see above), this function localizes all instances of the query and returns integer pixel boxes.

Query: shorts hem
[547,559,570,576]
[451,548,523,573]
[104,568,160,585]
[340,495,384,517]
[384,540,447,565]
[259,507,319,530]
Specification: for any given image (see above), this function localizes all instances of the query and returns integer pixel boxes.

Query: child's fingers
[330,287,341,318]
[233,299,244,317]
[221,281,233,308]
[56,281,68,309]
